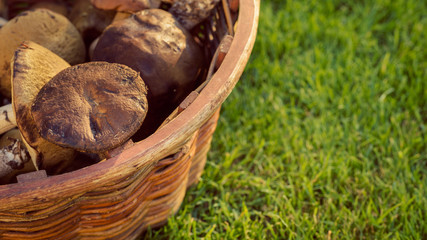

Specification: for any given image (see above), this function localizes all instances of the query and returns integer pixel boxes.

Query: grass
[144,0,426,239]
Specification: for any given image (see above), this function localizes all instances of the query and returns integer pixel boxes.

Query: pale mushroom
[0,104,16,134]
[31,61,148,154]
[0,8,86,98]
[11,41,76,174]
[169,0,220,30]
[0,129,31,181]
[92,9,205,139]
[90,0,160,12]
[0,128,35,184]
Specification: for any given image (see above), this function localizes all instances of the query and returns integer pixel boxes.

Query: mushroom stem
[0,104,17,135]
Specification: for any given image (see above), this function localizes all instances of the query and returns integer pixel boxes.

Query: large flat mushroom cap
[31,62,148,153]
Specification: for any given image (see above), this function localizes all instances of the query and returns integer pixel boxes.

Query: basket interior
[2,0,236,177]
[0,0,259,217]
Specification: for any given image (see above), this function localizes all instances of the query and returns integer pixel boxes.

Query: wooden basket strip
[144,145,194,200]
[151,136,195,184]
[142,176,188,227]
[186,109,220,186]
[0,131,198,238]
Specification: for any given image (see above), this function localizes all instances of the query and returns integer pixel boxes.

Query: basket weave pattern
[0,110,219,239]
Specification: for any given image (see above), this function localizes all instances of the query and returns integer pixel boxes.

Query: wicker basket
[0,0,259,238]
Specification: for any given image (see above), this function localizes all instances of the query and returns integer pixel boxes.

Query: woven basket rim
[0,0,260,210]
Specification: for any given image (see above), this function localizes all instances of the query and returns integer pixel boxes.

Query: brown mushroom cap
[31,62,148,153]
[0,8,86,98]
[92,9,204,137]
[90,0,160,12]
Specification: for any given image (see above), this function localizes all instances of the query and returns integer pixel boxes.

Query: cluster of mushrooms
[0,0,222,184]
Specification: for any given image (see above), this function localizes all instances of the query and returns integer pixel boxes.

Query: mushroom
[0,8,86,98]
[87,11,134,60]
[0,128,35,184]
[92,9,205,139]
[0,129,31,182]
[169,0,220,30]
[11,41,76,174]
[30,1,69,16]
[69,0,116,48]
[0,104,16,135]
[112,11,132,22]
[31,61,148,155]
[90,0,161,12]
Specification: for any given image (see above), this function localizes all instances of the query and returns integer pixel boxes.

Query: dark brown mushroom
[31,62,148,153]
[92,9,205,139]
[69,0,116,48]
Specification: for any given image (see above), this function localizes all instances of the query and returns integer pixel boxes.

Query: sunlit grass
[144,0,426,238]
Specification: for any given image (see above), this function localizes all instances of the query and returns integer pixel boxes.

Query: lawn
[144,0,426,239]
